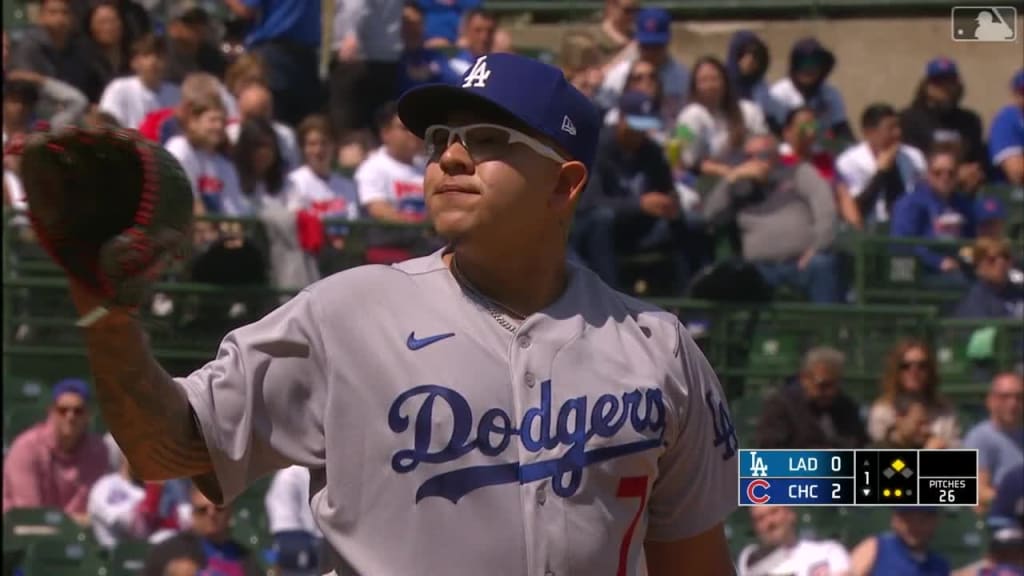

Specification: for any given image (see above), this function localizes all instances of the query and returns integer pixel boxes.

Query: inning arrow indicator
[863,489,871,496]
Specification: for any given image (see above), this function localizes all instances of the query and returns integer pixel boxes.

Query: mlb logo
[951,6,1018,42]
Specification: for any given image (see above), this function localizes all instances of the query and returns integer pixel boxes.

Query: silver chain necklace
[450,257,524,333]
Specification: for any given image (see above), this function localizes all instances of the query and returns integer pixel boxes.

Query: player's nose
[438,139,475,176]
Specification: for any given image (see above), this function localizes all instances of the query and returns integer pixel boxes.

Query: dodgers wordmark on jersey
[179,249,739,575]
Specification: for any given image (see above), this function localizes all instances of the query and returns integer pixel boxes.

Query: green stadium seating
[724,511,756,557]
[102,539,150,576]
[21,538,101,576]
[933,510,986,568]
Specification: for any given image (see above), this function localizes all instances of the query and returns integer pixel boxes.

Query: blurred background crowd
[1,0,1022,575]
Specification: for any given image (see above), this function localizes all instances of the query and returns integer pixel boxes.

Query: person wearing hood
[890,145,976,285]
[726,30,780,131]
[769,37,853,144]
[900,57,987,194]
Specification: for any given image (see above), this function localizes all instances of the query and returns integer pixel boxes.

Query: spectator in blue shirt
[398,2,461,95]
[225,0,323,126]
[964,372,1024,513]
[418,0,481,48]
[890,145,975,284]
[850,508,951,576]
[956,237,1024,320]
[989,68,1024,185]
[447,8,496,77]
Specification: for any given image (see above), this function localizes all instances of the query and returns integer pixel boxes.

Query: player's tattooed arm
[80,310,214,480]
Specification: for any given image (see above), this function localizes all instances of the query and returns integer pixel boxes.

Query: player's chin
[429,208,477,240]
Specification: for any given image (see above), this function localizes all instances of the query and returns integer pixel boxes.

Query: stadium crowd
[1,0,1022,575]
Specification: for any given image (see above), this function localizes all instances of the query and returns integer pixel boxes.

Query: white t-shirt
[165,135,251,216]
[285,165,360,221]
[266,465,322,537]
[675,100,768,169]
[738,539,851,576]
[87,473,147,549]
[225,120,301,171]
[354,148,426,217]
[99,77,181,130]
[835,141,926,222]
[768,78,848,131]
[601,57,691,122]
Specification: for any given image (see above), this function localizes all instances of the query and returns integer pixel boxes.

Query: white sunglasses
[423,123,567,164]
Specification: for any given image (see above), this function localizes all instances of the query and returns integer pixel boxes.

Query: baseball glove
[11,127,194,322]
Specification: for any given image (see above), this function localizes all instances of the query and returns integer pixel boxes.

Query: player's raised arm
[14,128,216,482]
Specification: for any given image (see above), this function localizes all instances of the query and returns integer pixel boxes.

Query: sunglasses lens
[425,126,452,160]
[463,125,514,162]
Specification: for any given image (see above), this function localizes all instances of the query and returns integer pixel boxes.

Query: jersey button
[537,487,546,505]
[524,372,536,388]
[517,335,532,349]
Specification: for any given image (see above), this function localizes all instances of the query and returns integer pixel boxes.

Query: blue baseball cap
[635,8,671,46]
[52,378,90,402]
[1012,68,1024,94]
[925,57,959,79]
[619,91,663,132]
[976,196,1007,223]
[397,53,601,171]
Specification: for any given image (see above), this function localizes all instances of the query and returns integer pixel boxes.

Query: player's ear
[552,161,587,213]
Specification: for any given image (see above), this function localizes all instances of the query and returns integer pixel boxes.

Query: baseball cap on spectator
[976,197,1007,224]
[52,378,90,402]
[397,53,601,172]
[270,531,320,576]
[619,91,663,132]
[925,57,959,80]
[1012,68,1024,94]
[168,0,209,25]
[634,8,671,46]
[988,464,1023,546]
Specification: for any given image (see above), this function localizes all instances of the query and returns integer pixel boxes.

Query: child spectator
[138,72,232,146]
[99,35,181,130]
[2,379,110,525]
[356,102,428,264]
[890,146,975,285]
[222,52,268,119]
[836,103,926,226]
[850,508,950,576]
[868,339,961,449]
[989,69,1024,185]
[287,115,360,257]
[768,37,852,143]
[676,55,768,178]
[165,89,248,218]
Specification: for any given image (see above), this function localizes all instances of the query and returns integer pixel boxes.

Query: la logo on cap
[561,116,576,136]
[462,56,492,88]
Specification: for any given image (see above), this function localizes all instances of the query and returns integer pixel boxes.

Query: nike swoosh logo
[407,331,455,351]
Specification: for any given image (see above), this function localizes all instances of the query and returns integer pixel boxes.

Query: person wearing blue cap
[598,7,690,125]
[988,68,1024,185]
[849,507,950,576]
[571,89,689,295]
[899,57,987,193]
[66,51,738,575]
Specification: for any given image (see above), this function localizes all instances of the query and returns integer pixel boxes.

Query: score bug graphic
[739,450,855,506]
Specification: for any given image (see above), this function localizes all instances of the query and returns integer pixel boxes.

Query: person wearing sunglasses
[890,145,976,289]
[2,378,110,526]
[867,339,961,450]
[67,52,737,576]
[964,372,1023,515]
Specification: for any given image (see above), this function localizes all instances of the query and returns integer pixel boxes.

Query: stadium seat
[21,538,101,576]
[3,404,46,449]
[724,511,756,557]
[932,510,985,568]
[103,539,150,576]
[837,506,891,548]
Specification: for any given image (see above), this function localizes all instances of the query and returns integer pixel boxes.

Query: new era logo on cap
[561,116,577,136]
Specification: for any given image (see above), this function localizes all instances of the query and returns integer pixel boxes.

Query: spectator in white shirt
[287,116,360,273]
[599,8,689,124]
[87,446,149,550]
[164,90,248,220]
[676,55,768,178]
[356,102,426,224]
[225,82,300,171]
[233,117,288,212]
[99,35,181,130]
[769,37,853,144]
[737,506,851,576]
[836,103,926,226]
[266,466,321,538]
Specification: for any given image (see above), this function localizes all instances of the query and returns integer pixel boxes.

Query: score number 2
[616,477,649,576]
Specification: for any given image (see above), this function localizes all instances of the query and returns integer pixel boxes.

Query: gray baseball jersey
[179,248,739,575]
